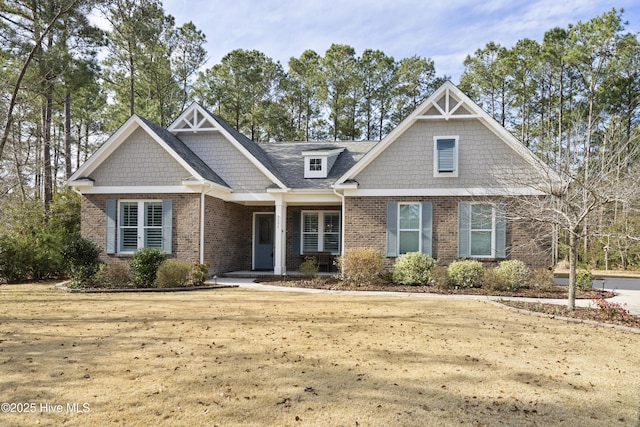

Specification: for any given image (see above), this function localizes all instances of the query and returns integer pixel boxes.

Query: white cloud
[163,0,640,82]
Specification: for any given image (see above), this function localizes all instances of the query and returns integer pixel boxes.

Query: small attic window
[309,158,323,171]
[302,147,345,179]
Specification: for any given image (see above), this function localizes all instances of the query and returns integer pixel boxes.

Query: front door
[254,213,274,270]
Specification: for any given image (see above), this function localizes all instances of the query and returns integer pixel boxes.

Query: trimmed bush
[494,260,531,291]
[129,248,166,287]
[531,269,555,291]
[431,266,451,288]
[156,260,192,288]
[94,263,134,288]
[62,235,102,287]
[392,252,437,285]
[298,256,319,277]
[337,247,383,286]
[447,260,484,288]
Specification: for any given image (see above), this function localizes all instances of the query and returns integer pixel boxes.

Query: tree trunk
[568,231,577,311]
[65,91,72,179]
[42,78,54,219]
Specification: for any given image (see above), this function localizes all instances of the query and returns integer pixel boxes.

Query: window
[118,201,166,253]
[386,202,432,257]
[301,211,340,254]
[458,202,506,259]
[434,136,458,177]
[398,203,420,254]
[470,204,494,256]
[309,158,322,171]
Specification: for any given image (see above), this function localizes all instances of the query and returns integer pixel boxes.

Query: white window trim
[433,135,459,177]
[304,157,327,178]
[300,210,341,254]
[469,203,496,258]
[117,200,163,254]
[398,203,422,255]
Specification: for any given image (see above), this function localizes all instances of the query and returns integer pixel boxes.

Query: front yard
[1,283,639,426]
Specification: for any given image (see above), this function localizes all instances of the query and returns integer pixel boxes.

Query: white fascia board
[301,147,345,156]
[342,188,547,197]
[70,185,204,194]
[182,179,233,195]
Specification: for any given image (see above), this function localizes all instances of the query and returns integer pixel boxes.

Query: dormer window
[302,147,345,178]
[309,158,323,171]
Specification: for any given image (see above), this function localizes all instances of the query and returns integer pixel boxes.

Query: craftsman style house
[69,81,552,275]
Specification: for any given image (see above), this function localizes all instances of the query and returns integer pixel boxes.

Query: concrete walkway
[213,277,640,316]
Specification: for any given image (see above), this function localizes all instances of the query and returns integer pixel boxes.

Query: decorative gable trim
[169,104,218,132]
[168,103,288,190]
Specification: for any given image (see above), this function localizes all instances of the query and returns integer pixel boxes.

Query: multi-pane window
[301,211,340,254]
[309,158,322,171]
[119,201,164,252]
[470,204,494,257]
[398,203,420,254]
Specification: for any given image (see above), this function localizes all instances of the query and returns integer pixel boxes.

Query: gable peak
[168,103,218,133]
[417,83,479,120]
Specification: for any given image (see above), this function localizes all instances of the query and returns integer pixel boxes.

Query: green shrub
[337,247,383,286]
[156,260,192,288]
[0,234,32,282]
[447,260,484,288]
[482,268,511,291]
[129,248,166,287]
[94,263,134,288]
[62,235,102,287]
[494,260,531,291]
[298,256,319,277]
[392,252,437,285]
[576,269,593,289]
[191,263,209,286]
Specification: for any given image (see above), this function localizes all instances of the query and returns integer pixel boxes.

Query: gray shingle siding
[354,119,537,189]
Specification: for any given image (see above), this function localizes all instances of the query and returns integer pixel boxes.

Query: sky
[161,0,640,83]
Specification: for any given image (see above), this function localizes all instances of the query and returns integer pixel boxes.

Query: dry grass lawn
[1,283,639,427]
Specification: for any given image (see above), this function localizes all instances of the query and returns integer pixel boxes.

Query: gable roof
[68,115,229,190]
[168,103,288,189]
[336,81,552,186]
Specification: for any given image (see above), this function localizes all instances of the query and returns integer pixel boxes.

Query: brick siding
[344,196,551,270]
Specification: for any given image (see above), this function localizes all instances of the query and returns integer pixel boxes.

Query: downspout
[200,189,205,265]
[333,187,346,280]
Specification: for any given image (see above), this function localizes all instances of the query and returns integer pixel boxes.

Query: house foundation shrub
[337,247,383,286]
[298,256,319,277]
[62,235,102,288]
[94,263,134,288]
[482,268,511,291]
[129,248,166,287]
[191,263,209,286]
[494,259,531,291]
[392,252,437,285]
[156,260,192,288]
[447,260,484,288]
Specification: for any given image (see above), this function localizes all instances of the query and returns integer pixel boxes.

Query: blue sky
[163,0,640,83]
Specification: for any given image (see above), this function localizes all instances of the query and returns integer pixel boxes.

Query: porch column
[274,198,287,275]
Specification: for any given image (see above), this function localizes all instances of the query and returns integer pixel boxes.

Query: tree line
[1,2,639,274]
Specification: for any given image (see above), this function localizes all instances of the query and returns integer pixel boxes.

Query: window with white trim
[434,136,459,177]
[470,204,495,257]
[301,211,340,254]
[398,203,421,254]
[118,201,164,253]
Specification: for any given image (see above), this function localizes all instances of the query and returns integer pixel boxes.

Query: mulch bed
[261,276,613,299]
